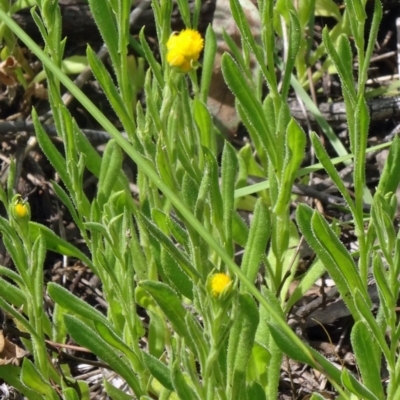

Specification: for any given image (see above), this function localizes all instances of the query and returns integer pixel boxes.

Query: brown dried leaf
[22,83,49,113]
[208,0,261,137]
[0,330,27,366]
[0,56,19,87]
[23,83,48,102]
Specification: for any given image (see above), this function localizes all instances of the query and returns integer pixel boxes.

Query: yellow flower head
[210,273,232,298]
[12,195,30,221]
[15,202,28,218]
[166,29,204,72]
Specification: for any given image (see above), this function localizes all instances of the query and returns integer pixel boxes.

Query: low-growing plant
[0,0,398,399]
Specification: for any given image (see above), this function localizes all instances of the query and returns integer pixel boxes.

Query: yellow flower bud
[166,29,204,72]
[15,202,28,218]
[210,273,232,298]
[11,195,30,221]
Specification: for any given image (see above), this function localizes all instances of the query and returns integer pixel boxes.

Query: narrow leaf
[48,283,111,328]
[341,368,380,400]
[97,139,123,207]
[142,352,174,391]
[64,315,144,398]
[139,281,197,355]
[221,53,277,169]
[274,119,306,216]
[241,199,270,286]
[351,321,384,398]
[221,142,238,257]
[227,293,259,399]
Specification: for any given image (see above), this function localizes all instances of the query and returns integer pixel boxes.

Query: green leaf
[161,247,193,300]
[0,365,42,400]
[94,321,142,372]
[337,34,356,98]
[310,394,328,400]
[241,199,270,286]
[311,133,358,225]
[371,193,396,264]
[28,222,96,273]
[156,137,176,191]
[142,352,174,391]
[315,0,341,20]
[64,315,144,398]
[175,0,191,26]
[171,360,199,400]
[322,28,356,104]
[296,204,362,319]
[285,258,325,312]
[30,6,49,44]
[267,322,311,365]
[373,254,395,326]
[221,142,238,257]
[311,211,367,299]
[239,144,264,177]
[51,181,83,231]
[227,293,259,400]
[351,321,384,398]
[167,214,190,253]
[221,53,277,169]
[87,0,119,75]
[274,119,306,216]
[281,10,301,99]
[139,212,200,280]
[185,313,208,370]
[354,289,392,368]
[205,148,224,238]
[48,283,111,328]
[255,287,283,399]
[341,368,380,400]
[97,139,123,207]
[193,99,214,153]
[229,0,272,86]
[200,26,217,104]
[139,28,163,88]
[62,388,79,400]
[86,46,137,141]
[104,380,134,400]
[148,311,166,359]
[33,108,71,190]
[247,381,266,400]
[0,228,27,278]
[84,222,110,240]
[376,136,400,195]
[31,235,46,311]
[359,0,382,90]
[74,123,102,177]
[233,211,249,247]
[0,277,25,307]
[6,158,16,203]
[247,342,270,385]
[0,296,37,340]
[182,172,199,212]
[353,97,371,210]
[139,281,197,355]
[21,359,58,399]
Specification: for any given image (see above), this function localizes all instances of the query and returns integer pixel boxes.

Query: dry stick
[289,95,400,124]
[0,120,115,144]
